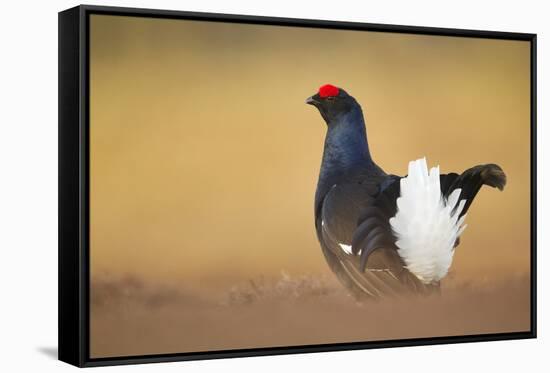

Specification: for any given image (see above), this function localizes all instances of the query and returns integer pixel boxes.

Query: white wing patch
[389,158,467,284]
[338,243,353,254]
[321,219,354,255]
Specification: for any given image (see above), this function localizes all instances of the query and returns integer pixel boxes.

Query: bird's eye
[326,96,336,101]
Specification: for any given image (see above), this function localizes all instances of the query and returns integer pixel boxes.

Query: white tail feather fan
[389,158,467,284]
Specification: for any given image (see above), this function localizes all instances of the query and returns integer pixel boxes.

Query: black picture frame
[58,4,537,368]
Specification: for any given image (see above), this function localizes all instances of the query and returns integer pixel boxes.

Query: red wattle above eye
[318,84,339,98]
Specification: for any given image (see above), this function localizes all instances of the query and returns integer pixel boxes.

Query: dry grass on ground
[90,272,530,358]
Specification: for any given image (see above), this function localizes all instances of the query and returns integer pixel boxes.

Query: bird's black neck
[320,108,374,177]
[315,108,377,216]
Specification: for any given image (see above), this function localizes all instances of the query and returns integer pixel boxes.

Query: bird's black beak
[306,95,320,106]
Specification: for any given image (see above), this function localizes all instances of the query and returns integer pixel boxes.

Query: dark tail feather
[441,164,507,217]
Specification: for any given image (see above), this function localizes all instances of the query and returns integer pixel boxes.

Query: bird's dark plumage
[307,84,506,299]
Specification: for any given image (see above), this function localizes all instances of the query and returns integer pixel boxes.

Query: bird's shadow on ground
[37,346,58,360]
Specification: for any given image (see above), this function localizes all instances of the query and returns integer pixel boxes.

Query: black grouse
[307,84,506,299]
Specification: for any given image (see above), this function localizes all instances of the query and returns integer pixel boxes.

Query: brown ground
[90,272,530,358]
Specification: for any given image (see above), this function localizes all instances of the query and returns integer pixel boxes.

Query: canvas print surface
[89,14,531,358]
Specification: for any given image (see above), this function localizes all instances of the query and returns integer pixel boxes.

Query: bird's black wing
[351,176,400,270]
[316,178,428,299]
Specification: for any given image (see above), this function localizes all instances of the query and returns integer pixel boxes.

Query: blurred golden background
[89,15,531,357]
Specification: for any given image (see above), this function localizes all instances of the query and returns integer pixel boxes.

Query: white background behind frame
[0,0,546,371]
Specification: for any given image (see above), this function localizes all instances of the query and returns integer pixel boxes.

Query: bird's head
[306,84,361,125]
